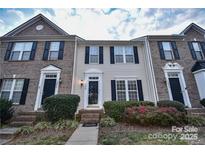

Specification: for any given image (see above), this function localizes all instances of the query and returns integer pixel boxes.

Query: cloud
[0,8,205,39]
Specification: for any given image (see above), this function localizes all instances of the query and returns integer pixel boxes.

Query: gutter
[71,36,78,94]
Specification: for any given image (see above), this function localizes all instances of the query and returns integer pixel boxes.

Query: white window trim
[48,42,60,60]
[115,79,138,101]
[192,42,204,60]
[114,46,134,64]
[162,42,175,60]
[89,46,99,64]
[34,65,61,111]
[0,77,23,105]
[163,62,191,108]
[10,42,33,61]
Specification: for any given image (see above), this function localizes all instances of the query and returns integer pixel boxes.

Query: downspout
[71,36,78,94]
[144,36,159,105]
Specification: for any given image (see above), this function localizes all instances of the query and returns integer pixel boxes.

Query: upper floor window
[0,79,24,104]
[162,42,174,60]
[48,42,60,60]
[114,46,134,63]
[158,41,180,60]
[10,42,33,61]
[192,42,204,60]
[89,46,99,64]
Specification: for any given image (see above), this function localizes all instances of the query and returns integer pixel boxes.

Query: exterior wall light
[80,80,84,87]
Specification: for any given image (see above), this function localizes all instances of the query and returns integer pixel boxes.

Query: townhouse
[142,23,205,108]
[0,14,205,116]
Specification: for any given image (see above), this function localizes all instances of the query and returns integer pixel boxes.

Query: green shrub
[187,116,205,127]
[157,100,185,112]
[34,121,52,131]
[139,101,155,106]
[53,119,78,130]
[124,106,186,126]
[100,116,116,127]
[200,99,205,107]
[0,98,14,124]
[103,101,139,121]
[42,94,80,122]
[17,126,34,135]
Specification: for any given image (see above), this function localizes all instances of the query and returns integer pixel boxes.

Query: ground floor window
[0,79,24,104]
[116,79,138,101]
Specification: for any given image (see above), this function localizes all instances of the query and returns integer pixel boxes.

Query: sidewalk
[65,124,99,145]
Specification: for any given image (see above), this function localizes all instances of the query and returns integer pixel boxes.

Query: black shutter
[30,41,37,60]
[200,42,205,57]
[133,46,139,64]
[0,79,2,89]
[111,80,116,101]
[171,41,180,60]
[110,46,115,64]
[4,42,14,61]
[137,80,144,101]
[99,46,103,64]
[43,41,50,60]
[188,42,197,60]
[58,41,64,60]
[158,41,165,60]
[85,46,90,64]
[19,79,30,105]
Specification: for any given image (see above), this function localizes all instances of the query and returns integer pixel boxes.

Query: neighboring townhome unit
[144,23,205,108]
[72,40,156,111]
[0,14,77,112]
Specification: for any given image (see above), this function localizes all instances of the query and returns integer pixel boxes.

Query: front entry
[169,78,184,104]
[88,81,98,105]
[41,79,56,103]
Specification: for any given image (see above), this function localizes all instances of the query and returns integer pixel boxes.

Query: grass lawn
[98,123,205,145]
[7,120,78,145]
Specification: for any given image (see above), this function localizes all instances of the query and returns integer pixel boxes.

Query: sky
[0,8,205,40]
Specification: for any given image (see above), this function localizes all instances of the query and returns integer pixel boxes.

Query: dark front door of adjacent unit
[41,79,56,104]
[169,78,184,104]
[88,81,98,105]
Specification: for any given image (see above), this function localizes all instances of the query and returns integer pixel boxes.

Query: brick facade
[148,28,205,107]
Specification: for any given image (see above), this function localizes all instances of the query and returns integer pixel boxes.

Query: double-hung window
[162,42,174,60]
[114,46,134,63]
[49,42,60,60]
[89,46,99,64]
[192,42,204,60]
[0,79,24,104]
[10,42,33,61]
[116,80,138,101]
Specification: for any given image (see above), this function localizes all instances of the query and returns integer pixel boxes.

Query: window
[116,80,138,101]
[0,79,24,104]
[192,42,204,60]
[114,46,134,63]
[89,46,99,64]
[10,42,33,61]
[48,42,60,60]
[162,42,174,60]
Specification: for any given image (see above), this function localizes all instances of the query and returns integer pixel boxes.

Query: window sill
[6,60,33,62]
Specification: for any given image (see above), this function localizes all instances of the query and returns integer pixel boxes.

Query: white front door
[84,73,103,109]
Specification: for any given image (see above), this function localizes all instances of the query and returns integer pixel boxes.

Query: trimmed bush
[187,116,205,127]
[103,101,155,122]
[200,99,205,107]
[42,94,80,122]
[157,100,185,112]
[100,116,116,127]
[0,98,14,124]
[124,106,186,126]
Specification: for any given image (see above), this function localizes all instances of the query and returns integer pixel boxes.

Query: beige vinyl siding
[73,42,155,110]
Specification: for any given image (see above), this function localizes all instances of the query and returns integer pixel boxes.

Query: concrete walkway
[65,124,99,145]
[0,127,18,145]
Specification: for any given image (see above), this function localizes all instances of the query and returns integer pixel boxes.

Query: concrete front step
[186,108,205,113]
[10,121,34,127]
[18,111,38,115]
[0,128,18,140]
[192,113,205,117]
[14,115,36,122]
